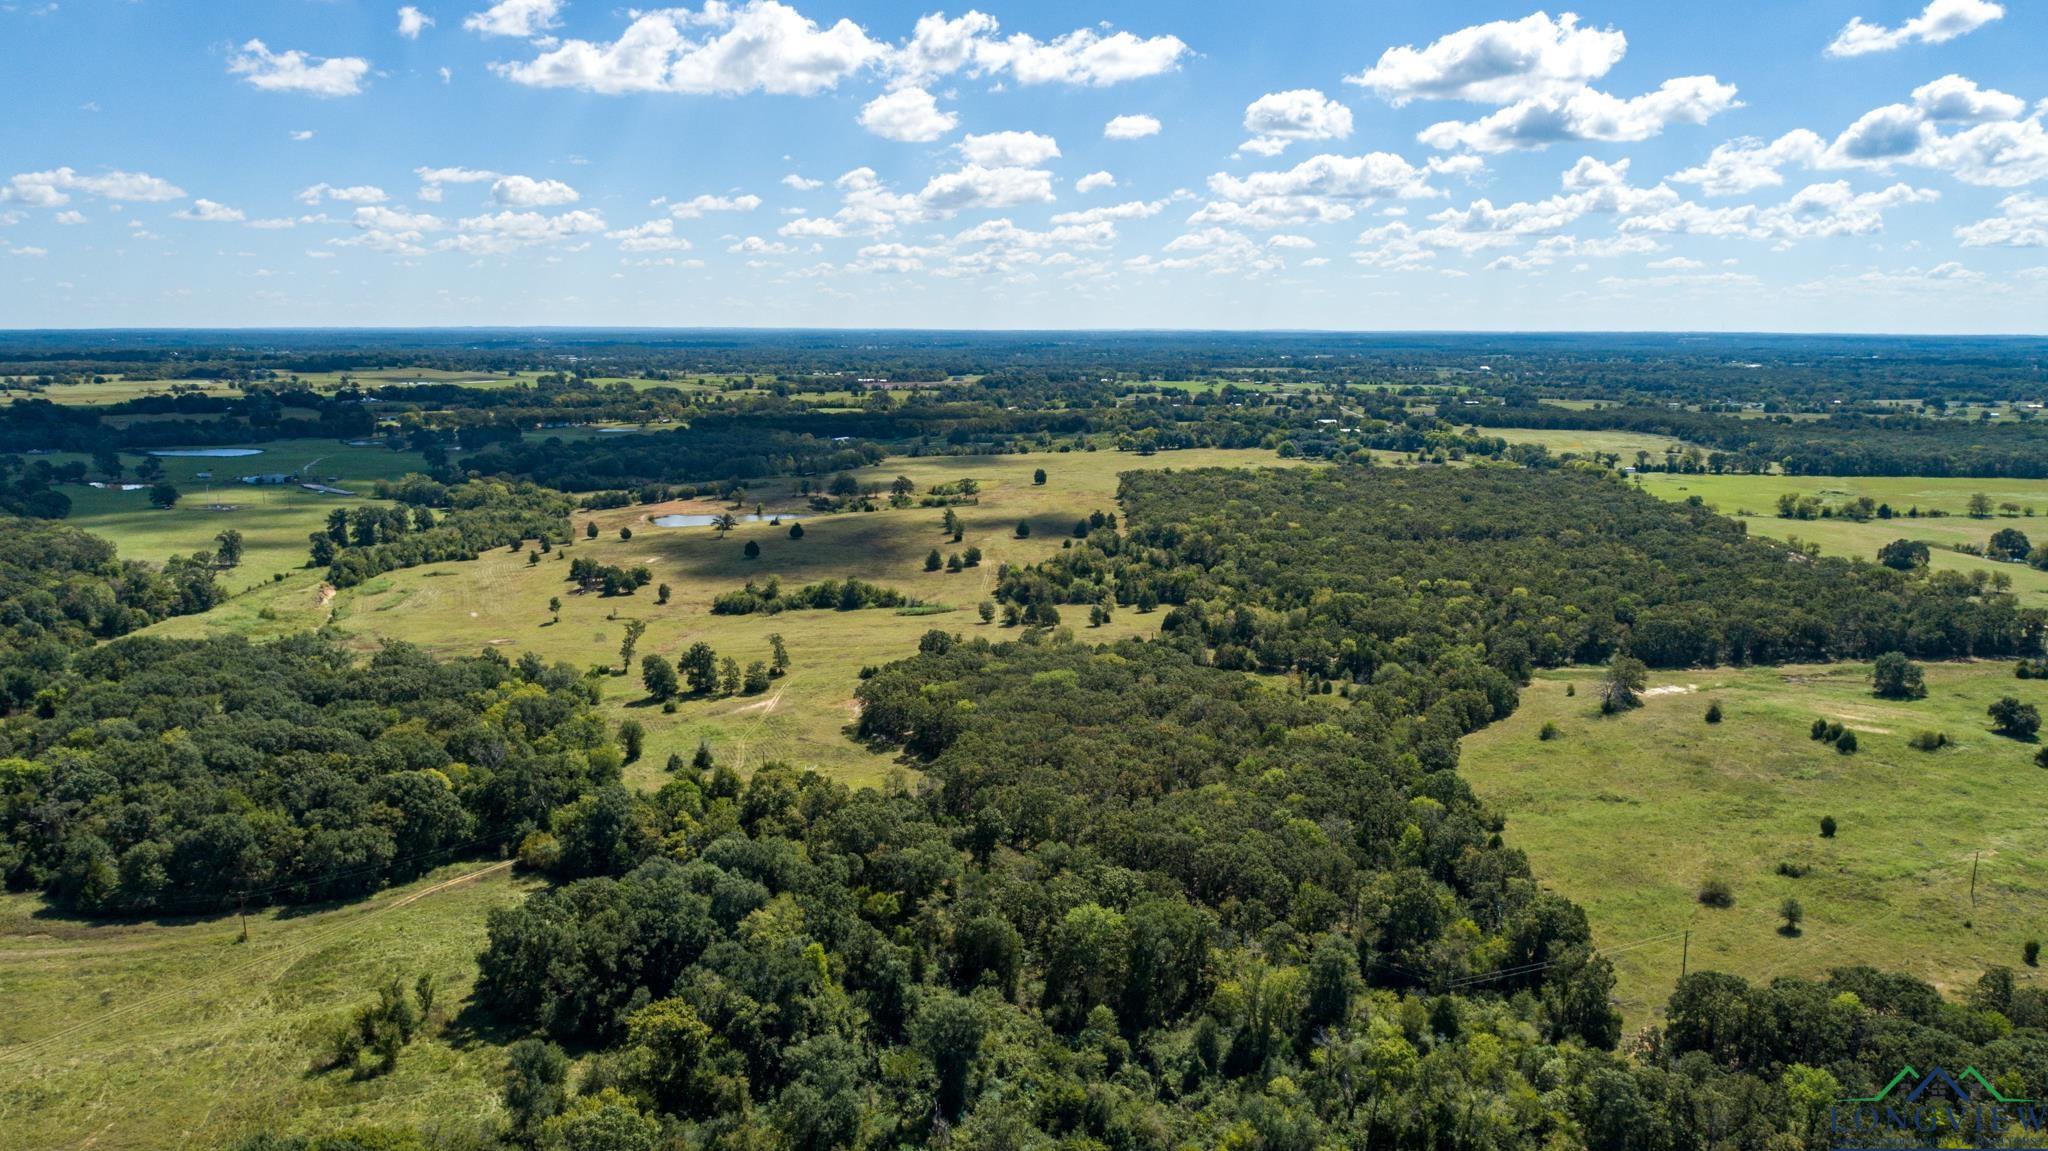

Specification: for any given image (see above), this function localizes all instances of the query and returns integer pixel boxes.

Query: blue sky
[1,0,2044,331]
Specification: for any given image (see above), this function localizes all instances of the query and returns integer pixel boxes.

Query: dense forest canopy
[0,635,614,915]
[1004,466,2039,687]
[431,634,2048,1151]
[0,515,221,710]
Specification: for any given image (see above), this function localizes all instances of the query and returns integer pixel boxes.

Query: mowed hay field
[0,863,539,1151]
[1463,423,1703,462]
[1638,472,2048,608]
[144,448,1310,788]
[1461,661,2048,1026]
[49,441,430,590]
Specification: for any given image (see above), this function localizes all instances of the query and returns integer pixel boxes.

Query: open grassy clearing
[1638,471,2048,517]
[1,378,248,406]
[0,862,538,1151]
[142,447,1309,788]
[1638,472,2048,607]
[46,440,429,591]
[1461,661,2048,1025]
[1458,423,1704,461]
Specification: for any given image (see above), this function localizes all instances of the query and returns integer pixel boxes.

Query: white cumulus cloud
[1955,192,2048,246]
[957,130,1061,167]
[172,198,246,223]
[1104,114,1162,140]
[1242,89,1353,156]
[228,40,371,97]
[493,1,887,96]
[666,192,763,218]
[492,175,580,207]
[397,6,435,39]
[1420,76,1741,153]
[464,0,562,39]
[1347,12,1627,105]
[1825,0,2004,57]
[1,167,186,206]
[858,87,957,142]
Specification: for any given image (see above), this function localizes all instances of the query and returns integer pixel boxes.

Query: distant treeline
[6,330,2045,405]
[1463,403,2048,477]
[0,392,376,453]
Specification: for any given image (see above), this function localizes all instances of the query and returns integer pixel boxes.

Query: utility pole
[1681,930,1690,980]
[1971,851,1981,910]
[237,892,249,943]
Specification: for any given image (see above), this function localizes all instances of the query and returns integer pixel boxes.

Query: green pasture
[1462,661,2048,1025]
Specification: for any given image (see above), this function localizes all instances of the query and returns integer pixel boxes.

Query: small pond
[147,448,265,458]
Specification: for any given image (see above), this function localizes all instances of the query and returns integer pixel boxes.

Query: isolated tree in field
[618,719,645,763]
[680,642,719,695]
[925,549,942,572]
[548,595,562,624]
[719,656,743,697]
[964,545,981,567]
[1989,527,2033,561]
[942,508,961,536]
[1969,492,1994,519]
[743,540,761,560]
[618,618,648,673]
[1779,898,1805,936]
[1877,538,1929,571]
[768,632,789,675]
[149,481,180,510]
[1871,651,1927,700]
[211,529,245,568]
[1820,815,1837,838]
[788,522,804,540]
[947,553,963,572]
[1835,729,1858,754]
[1599,656,1648,713]
[656,583,671,604]
[1015,520,1031,539]
[1704,701,1723,723]
[691,739,714,772]
[1033,468,1047,485]
[641,654,677,701]
[1990,696,2041,738]
[743,661,771,694]
[93,446,122,479]
[586,521,599,539]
